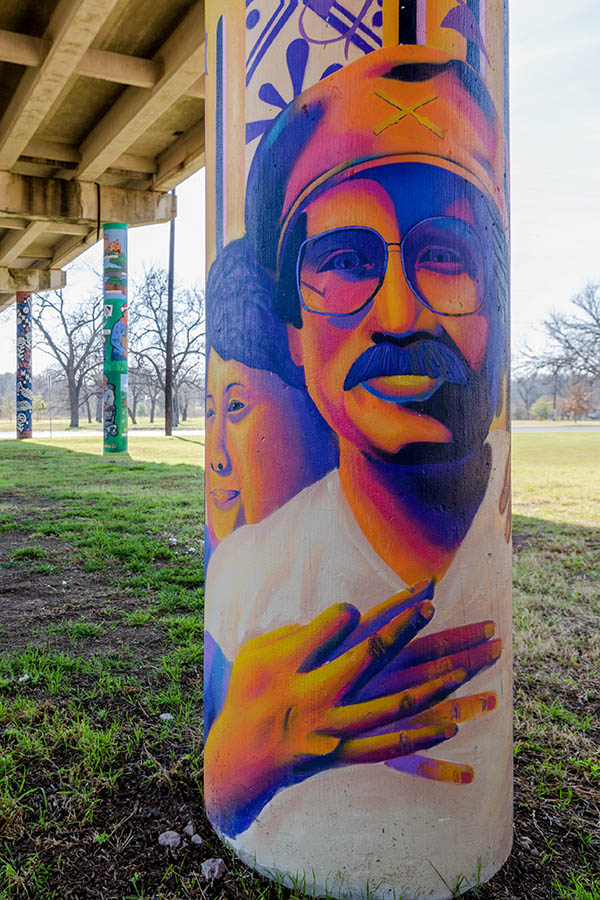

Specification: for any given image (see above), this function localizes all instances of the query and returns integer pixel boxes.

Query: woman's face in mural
[287,165,493,461]
[206,348,319,544]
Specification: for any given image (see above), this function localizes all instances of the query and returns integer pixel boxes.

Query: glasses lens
[402,217,485,316]
[298,228,386,315]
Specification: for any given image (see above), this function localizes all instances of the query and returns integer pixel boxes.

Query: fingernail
[485,694,497,711]
[484,622,495,639]
[491,639,503,660]
[444,723,458,739]
[452,667,467,685]
[460,769,474,784]
[418,600,435,621]
[410,579,434,596]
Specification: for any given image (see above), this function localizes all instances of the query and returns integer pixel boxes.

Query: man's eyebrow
[225,382,244,391]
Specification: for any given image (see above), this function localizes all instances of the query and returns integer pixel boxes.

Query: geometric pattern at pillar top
[16,292,33,439]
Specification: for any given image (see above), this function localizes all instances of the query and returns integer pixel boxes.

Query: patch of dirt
[0,531,164,659]
[1,524,598,900]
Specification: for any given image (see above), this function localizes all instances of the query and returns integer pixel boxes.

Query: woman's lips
[362,375,442,403]
[210,488,241,511]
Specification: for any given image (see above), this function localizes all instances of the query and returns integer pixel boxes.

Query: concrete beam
[0,28,205,97]
[0,217,91,236]
[21,138,157,176]
[51,229,98,269]
[154,121,206,191]
[0,293,14,313]
[76,3,205,181]
[0,221,47,265]
[0,268,66,293]
[0,0,123,171]
[0,171,177,227]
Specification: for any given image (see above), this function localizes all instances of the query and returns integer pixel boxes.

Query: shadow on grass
[0,438,204,483]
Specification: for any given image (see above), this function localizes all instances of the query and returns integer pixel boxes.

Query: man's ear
[287,324,304,368]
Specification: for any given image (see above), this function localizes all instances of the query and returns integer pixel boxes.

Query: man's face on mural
[286,164,500,464]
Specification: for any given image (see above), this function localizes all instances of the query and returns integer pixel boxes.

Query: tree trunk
[552,372,559,420]
[68,376,79,428]
[150,393,156,423]
[182,400,188,421]
[173,391,180,428]
[95,394,102,422]
[128,390,138,424]
[85,398,92,423]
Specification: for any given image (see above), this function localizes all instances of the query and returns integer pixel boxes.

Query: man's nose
[371,248,438,336]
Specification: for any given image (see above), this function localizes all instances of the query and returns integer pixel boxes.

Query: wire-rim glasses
[296,217,486,318]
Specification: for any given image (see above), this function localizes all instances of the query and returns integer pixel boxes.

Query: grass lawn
[0,433,598,899]
[0,416,205,434]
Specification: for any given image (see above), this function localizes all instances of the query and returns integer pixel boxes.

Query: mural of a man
[110,306,127,362]
[205,47,511,893]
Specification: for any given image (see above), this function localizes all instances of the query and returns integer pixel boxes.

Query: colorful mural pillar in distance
[16,292,33,440]
[103,223,128,454]
[204,2,511,898]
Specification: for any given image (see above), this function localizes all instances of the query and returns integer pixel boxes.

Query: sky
[1,0,599,369]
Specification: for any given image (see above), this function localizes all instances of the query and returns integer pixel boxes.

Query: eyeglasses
[296,218,486,318]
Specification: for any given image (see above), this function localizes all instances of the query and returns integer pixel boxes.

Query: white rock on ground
[201,858,226,880]
[158,830,181,849]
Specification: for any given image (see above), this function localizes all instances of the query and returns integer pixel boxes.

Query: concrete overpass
[0,0,206,313]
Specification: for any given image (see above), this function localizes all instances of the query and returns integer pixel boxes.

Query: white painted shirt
[206,430,512,900]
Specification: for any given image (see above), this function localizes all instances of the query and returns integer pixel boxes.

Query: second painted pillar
[103,223,128,454]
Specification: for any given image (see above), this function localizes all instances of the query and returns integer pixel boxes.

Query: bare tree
[32,289,104,428]
[511,354,543,418]
[541,282,600,384]
[130,268,205,430]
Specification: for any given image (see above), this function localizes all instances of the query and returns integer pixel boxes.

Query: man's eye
[206,408,215,420]
[416,246,465,274]
[318,249,375,277]
[227,399,245,413]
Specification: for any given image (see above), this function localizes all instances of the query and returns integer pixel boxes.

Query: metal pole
[47,372,52,438]
[165,189,176,436]
[102,223,128,453]
[204,3,511,897]
[16,291,33,440]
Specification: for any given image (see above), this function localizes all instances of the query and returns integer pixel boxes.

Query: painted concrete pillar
[204,3,511,898]
[16,291,33,440]
[102,223,128,453]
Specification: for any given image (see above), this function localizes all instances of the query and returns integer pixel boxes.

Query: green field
[0,433,598,900]
[0,416,206,434]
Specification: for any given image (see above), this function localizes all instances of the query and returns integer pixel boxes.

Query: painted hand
[204,584,502,838]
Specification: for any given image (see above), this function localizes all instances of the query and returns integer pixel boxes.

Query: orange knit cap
[276,45,507,254]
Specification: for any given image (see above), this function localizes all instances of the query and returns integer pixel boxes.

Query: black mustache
[343,336,470,392]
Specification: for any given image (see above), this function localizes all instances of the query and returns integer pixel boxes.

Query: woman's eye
[318,249,374,276]
[416,247,465,274]
[227,399,245,413]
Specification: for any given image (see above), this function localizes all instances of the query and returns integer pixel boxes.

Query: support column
[16,291,32,440]
[102,223,128,453]
[204,3,511,898]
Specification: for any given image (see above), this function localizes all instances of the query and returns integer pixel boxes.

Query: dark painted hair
[205,237,305,389]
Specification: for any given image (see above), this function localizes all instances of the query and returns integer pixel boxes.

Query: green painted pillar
[102,223,128,453]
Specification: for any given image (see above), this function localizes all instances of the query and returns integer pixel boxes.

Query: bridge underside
[0,0,205,312]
